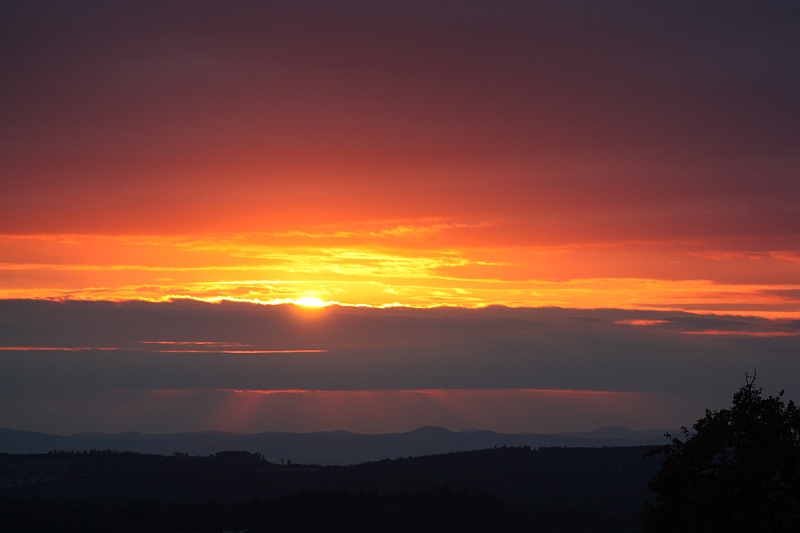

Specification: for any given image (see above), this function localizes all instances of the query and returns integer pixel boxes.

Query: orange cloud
[614,319,671,327]
[154,349,327,354]
[0,346,120,351]
[681,330,800,337]
[1,232,798,317]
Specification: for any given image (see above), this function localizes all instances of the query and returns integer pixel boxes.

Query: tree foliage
[644,373,800,532]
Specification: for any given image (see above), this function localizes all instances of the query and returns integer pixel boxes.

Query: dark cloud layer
[2,300,797,433]
[1,299,797,404]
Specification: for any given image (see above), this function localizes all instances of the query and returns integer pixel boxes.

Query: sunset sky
[1,1,798,436]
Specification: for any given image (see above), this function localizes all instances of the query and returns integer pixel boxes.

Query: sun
[293,296,329,308]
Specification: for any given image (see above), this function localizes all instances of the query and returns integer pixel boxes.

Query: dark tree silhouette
[643,373,800,532]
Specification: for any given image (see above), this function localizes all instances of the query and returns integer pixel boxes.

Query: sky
[1,1,798,435]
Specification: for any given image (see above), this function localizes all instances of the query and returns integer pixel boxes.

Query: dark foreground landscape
[1,445,659,532]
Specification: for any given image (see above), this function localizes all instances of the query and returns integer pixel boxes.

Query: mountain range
[0,426,671,465]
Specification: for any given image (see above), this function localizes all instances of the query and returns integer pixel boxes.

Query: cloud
[1,300,797,407]
[1,300,797,433]
[2,233,798,315]
[614,319,671,327]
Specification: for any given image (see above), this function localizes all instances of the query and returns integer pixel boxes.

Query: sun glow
[293,296,329,308]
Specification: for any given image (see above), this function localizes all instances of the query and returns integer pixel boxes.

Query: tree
[643,373,800,532]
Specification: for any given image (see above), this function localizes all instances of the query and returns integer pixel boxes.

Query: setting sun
[293,296,329,308]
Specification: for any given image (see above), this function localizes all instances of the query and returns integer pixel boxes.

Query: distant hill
[1,446,662,532]
[0,426,671,465]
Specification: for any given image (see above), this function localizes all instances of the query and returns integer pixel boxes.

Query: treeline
[1,446,659,532]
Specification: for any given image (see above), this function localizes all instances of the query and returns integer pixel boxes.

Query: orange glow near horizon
[0,386,697,435]
[195,388,687,434]
[0,232,798,317]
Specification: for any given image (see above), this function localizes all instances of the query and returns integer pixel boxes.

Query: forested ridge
[2,446,658,532]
